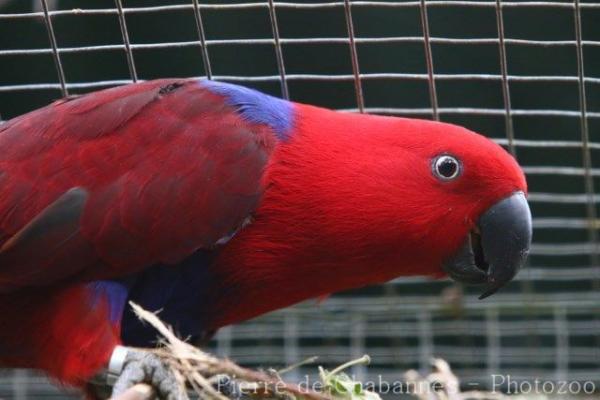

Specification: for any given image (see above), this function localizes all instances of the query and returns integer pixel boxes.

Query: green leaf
[320,369,381,400]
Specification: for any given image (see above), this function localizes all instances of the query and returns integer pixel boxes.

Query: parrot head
[259,106,533,300]
[356,115,533,298]
[409,124,532,299]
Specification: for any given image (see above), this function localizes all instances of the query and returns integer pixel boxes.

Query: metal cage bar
[115,0,138,82]
[343,0,365,112]
[192,0,213,79]
[3,37,600,51]
[573,0,599,263]
[40,0,67,97]
[419,0,439,120]
[572,0,600,365]
[3,2,600,19]
[494,0,515,156]
[267,0,289,99]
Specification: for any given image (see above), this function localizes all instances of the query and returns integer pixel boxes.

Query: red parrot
[0,79,531,398]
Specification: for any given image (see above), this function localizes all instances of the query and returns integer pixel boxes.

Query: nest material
[118,302,335,400]
[111,303,520,400]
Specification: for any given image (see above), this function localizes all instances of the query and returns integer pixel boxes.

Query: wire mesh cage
[0,0,599,399]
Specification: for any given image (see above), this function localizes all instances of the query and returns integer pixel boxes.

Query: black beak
[443,192,532,299]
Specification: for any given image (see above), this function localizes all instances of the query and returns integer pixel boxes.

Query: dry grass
[110,303,548,400]
[115,302,332,400]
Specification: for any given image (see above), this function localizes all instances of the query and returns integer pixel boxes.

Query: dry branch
[110,304,519,400]
[128,302,333,400]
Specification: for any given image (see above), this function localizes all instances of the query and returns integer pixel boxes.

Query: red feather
[0,79,275,289]
[0,79,277,384]
[0,285,118,384]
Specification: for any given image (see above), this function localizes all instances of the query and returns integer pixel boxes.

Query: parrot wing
[0,79,275,292]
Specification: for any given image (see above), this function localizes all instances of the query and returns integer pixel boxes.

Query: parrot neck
[204,252,381,330]
[202,229,437,331]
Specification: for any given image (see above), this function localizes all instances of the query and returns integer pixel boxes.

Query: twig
[278,356,319,375]
[326,355,370,377]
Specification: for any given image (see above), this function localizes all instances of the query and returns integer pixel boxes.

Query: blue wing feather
[94,250,217,346]
[201,80,295,141]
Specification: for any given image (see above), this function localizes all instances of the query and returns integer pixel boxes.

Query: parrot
[0,78,532,398]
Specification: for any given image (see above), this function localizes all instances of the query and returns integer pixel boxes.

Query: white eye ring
[432,154,462,181]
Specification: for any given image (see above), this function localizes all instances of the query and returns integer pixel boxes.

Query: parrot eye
[432,154,461,181]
